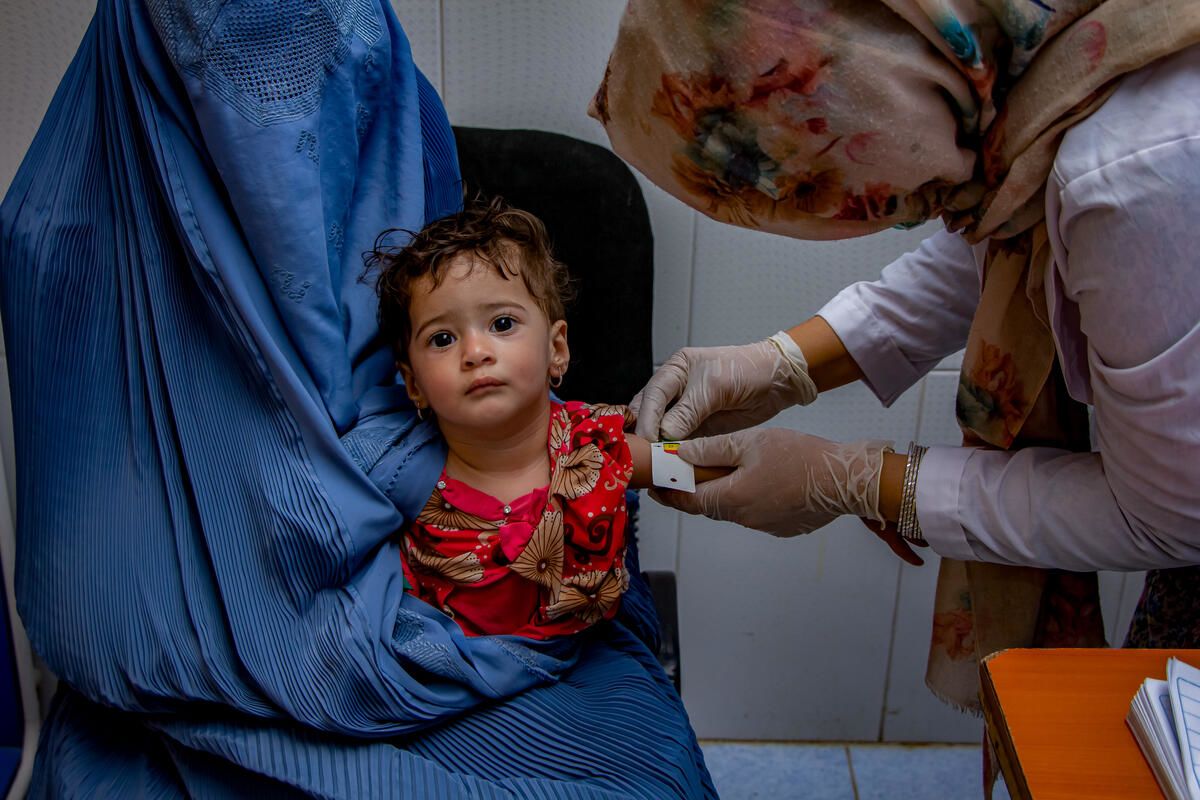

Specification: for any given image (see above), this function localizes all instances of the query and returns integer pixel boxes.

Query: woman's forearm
[785,316,864,393]
[877,451,906,524]
[785,316,906,522]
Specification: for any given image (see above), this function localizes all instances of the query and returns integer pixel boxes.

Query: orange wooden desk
[980,648,1200,799]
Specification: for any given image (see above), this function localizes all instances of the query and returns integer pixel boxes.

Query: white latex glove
[651,427,891,537]
[631,333,818,441]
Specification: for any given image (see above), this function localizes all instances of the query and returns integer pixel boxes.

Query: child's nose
[461,331,495,367]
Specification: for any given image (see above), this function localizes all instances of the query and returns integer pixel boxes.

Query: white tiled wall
[0,0,1146,745]
[0,0,95,196]
[436,0,698,362]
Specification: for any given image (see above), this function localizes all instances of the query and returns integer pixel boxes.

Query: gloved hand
[631,332,818,441]
[650,427,892,537]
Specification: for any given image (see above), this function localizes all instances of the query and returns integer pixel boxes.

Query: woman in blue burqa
[0,1,715,796]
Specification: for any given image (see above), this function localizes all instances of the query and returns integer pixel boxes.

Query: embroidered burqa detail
[0,0,713,796]
[591,0,1200,714]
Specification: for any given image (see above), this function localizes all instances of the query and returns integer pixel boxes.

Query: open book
[1127,658,1200,800]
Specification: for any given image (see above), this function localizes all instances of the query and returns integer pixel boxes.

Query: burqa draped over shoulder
[0,0,713,796]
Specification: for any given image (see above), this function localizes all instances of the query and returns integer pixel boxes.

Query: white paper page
[1146,678,1189,798]
[1154,679,1185,758]
[1167,658,1200,800]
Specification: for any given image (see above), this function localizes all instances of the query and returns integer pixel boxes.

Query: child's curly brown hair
[368,195,575,364]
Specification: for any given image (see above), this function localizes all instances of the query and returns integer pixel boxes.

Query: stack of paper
[1127,658,1200,800]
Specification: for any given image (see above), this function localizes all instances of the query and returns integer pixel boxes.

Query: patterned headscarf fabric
[591,0,1200,714]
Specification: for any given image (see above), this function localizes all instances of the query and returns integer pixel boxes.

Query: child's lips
[466,377,504,394]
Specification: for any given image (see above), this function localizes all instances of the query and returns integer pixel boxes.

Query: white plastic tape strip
[650,442,696,493]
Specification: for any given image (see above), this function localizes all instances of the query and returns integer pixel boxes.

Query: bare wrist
[786,317,865,393]
[878,451,907,523]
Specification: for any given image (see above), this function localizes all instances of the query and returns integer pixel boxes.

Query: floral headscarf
[592,0,1200,721]
[593,0,1199,244]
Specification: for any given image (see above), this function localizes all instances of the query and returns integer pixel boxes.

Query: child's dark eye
[429,332,455,348]
[491,316,516,333]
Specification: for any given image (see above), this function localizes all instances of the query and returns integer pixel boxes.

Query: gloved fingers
[646,486,717,519]
[628,390,642,417]
[649,474,733,521]
[658,392,706,440]
[675,432,747,469]
[647,486,702,515]
[632,358,688,440]
[860,518,925,566]
[689,409,770,439]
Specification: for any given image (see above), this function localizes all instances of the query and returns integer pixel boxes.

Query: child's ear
[549,319,569,373]
[397,361,424,408]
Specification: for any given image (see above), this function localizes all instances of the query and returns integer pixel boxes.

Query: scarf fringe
[924,677,984,718]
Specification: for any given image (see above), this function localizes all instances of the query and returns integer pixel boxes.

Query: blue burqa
[0,0,715,796]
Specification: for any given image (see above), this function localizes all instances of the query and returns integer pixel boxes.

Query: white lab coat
[818,45,1200,571]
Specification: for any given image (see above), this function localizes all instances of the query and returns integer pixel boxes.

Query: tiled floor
[699,742,1013,800]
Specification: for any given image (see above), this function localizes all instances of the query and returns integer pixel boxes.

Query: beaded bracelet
[897,442,928,545]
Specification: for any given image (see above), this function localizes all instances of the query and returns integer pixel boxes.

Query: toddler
[373,197,717,639]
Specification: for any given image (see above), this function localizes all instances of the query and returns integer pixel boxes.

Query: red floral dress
[401,401,634,639]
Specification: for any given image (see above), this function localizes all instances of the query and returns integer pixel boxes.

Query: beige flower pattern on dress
[418,486,501,532]
[546,568,624,625]
[549,406,572,454]
[586,403,636,430]
[404,536,485,584]
[549,444,604,501]
[508,505,565,594]
[524,403,631,624]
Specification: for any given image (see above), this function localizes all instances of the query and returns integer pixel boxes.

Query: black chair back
[452,127,654,405]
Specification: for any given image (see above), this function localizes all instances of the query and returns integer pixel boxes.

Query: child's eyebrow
[478,300,527,314]
[412,312,451,338]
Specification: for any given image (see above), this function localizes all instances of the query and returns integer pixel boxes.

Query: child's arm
[626,434,731,491]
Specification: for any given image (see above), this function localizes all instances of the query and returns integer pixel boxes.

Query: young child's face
[400,253,568,435]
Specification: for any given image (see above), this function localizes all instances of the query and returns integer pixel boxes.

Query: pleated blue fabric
[0,0,715,796]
